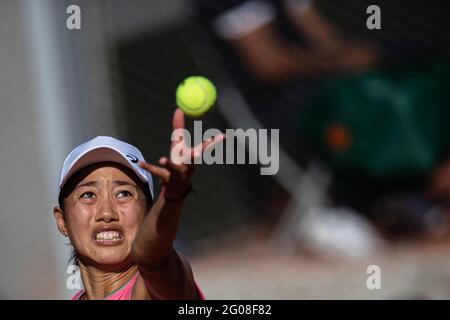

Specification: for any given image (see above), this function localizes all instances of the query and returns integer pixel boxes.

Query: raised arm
[130,108,224,299]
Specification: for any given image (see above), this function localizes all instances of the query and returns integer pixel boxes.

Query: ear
[53,206,69,237]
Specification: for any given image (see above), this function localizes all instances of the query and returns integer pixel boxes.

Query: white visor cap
[58,136,154,201]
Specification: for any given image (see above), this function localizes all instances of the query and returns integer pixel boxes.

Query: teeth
[95,231,123,241]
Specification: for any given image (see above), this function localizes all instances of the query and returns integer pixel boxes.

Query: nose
[95,197,119,223]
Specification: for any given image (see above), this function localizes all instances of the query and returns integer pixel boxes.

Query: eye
[80,191,96,199]
[117,190,132,198]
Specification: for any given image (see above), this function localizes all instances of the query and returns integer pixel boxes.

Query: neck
[78,260,138,300]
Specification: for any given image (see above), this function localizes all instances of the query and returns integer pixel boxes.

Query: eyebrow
[112,180,136,187]
[75,180,136,189]
[76,181,98,189]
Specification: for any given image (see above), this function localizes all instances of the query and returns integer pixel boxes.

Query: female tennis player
[53,108,224,300]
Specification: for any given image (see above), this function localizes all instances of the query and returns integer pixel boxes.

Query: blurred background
[0,0,449,299]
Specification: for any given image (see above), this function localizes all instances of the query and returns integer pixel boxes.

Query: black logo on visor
[125,153,139,163]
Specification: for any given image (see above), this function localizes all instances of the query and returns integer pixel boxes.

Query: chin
[91,248,133,269]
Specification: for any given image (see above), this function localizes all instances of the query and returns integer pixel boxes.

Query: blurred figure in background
[193,0,383,252]
[193,0,450,248]
[194,0,379,164]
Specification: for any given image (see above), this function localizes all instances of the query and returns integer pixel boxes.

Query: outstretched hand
[139,108,225,201]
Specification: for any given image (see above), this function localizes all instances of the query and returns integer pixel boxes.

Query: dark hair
[68,247,79,267]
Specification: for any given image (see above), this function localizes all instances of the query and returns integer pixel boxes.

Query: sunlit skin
[53,108,225,300]
[54,163,150,298]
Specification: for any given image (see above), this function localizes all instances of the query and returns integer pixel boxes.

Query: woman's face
[54,163,149,269]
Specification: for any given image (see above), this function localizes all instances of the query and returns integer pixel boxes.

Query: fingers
[138,161,170,183]
[172,108,185,131]
[202,133,226,152]
[171,108,186,151]
[160,156,194,175]
[139,158,193,187]
[149,132,227,170]
[191,133,226,160]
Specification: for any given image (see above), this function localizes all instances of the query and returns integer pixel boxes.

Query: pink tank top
[72,272,206,300]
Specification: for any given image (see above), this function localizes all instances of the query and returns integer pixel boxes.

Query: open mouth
[92,227,124,245]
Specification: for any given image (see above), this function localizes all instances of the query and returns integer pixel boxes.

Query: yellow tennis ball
[176,76,217,117]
